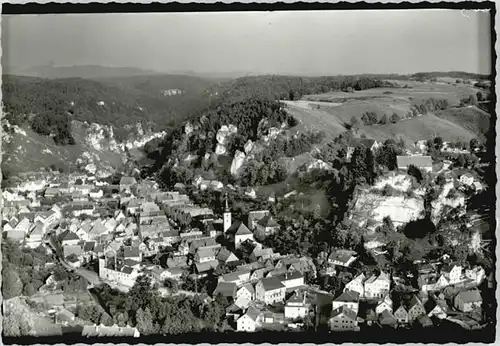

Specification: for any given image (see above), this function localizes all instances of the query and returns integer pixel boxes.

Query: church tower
[223,193,232,233]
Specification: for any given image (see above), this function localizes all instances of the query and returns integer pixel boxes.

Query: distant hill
[2,74,215,144]
[7,64,158,80]
[94,74,218,96]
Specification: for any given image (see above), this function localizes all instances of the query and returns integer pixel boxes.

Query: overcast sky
[2,10,492,75]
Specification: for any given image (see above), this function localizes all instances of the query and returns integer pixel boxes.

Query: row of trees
[85,275,231,335]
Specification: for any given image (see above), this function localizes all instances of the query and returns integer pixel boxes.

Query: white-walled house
[364,271,391,300]
[284,290,313,320]
[454,290,482,312]
[237,307,262,332]
[331,290,360,315]
[255,278,286,305]
[344,273,365,297]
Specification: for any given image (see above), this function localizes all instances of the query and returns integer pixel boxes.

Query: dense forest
[2,75,212,144]
[208,75,389,103]
[149,75,388,184]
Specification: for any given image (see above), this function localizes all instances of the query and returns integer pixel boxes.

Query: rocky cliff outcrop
[230,150,246,176]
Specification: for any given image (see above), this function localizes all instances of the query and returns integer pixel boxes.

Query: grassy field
[359,113,479,144]
[281,100,347,142]
[282,80,488,146]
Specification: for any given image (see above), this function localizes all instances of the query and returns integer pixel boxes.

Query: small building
[364,271,391,300]
[82,324,140,338]
[247,210,271,230]
[255,277,286,305]
[408,295,426,322]
[344,273,365,298]
[378,309,397,328]
[284,290,313,320]
[61,232,81,247]
[120,176,138,192]
[454,290,482,312]
[375,294,393,315]
[236,283,255,302]
[394,305,409,325]
[459,173,474,186]
[441,263,462,285]
[213,282,238,299]
[254,215,280,238]
[237,307,262,332]
[328,249,357,268]
[331,290,360,314]
[396,155,433,172]
[328,306,359,332]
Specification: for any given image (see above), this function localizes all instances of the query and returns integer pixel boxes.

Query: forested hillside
[148,75,387,187]
[2,75,214,144]
[208,75,390,103]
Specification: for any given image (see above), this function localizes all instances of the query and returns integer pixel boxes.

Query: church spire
[224,192,230,212]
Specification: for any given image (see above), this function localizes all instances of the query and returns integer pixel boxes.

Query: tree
[407,165,423,184]
[163,278,179,294]
[23,283,36,296]
[99,312,114,326]
[3,268,23,299]
[375,139,403,170]
[350,116,360,129]
[379,114,389,125]
[350,146,368,185]
[135,307,156,335]
[390,113,400,123]
[468,93,478,106]
[469,138,479,151]
[433,137,443,151]
[436,173,446,186]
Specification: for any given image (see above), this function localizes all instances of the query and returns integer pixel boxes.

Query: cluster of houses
[1,167,489,334]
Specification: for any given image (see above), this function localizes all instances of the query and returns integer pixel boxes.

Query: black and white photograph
[0,6,496,344]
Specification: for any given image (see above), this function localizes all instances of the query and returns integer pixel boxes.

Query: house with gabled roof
[82,324,140,338]
[393,304,409,324]
[375,294,393,315]
[332,289,360,314]
[226,221,254,248]
[254,215,280,238]
[465,266,486,286]
[249,267,269,283]
[237,306,262,332]
[213,281,238,299]
[61,231,81,247]
[255,277,286,305]
[195,247,216,263]
[247,210,271,230]
[284,289,314,320]
[217,248,239,264]
[160,267,185,282]
[454,289,482,312]
[328,305,359,332]
[364,271,391,300]
[344,273,365,298]
[378,309,397,328]
[276,271,305,291]
[328,249,357,268]
[426,295,450,319]
[441,262,462,284]
[124,246,142,262]
[25,221,45,248]
[236,283,255,302]
[194,260,219,278]
[408,295,426,322]
[120,176,137,192]
[397,155,433,172]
